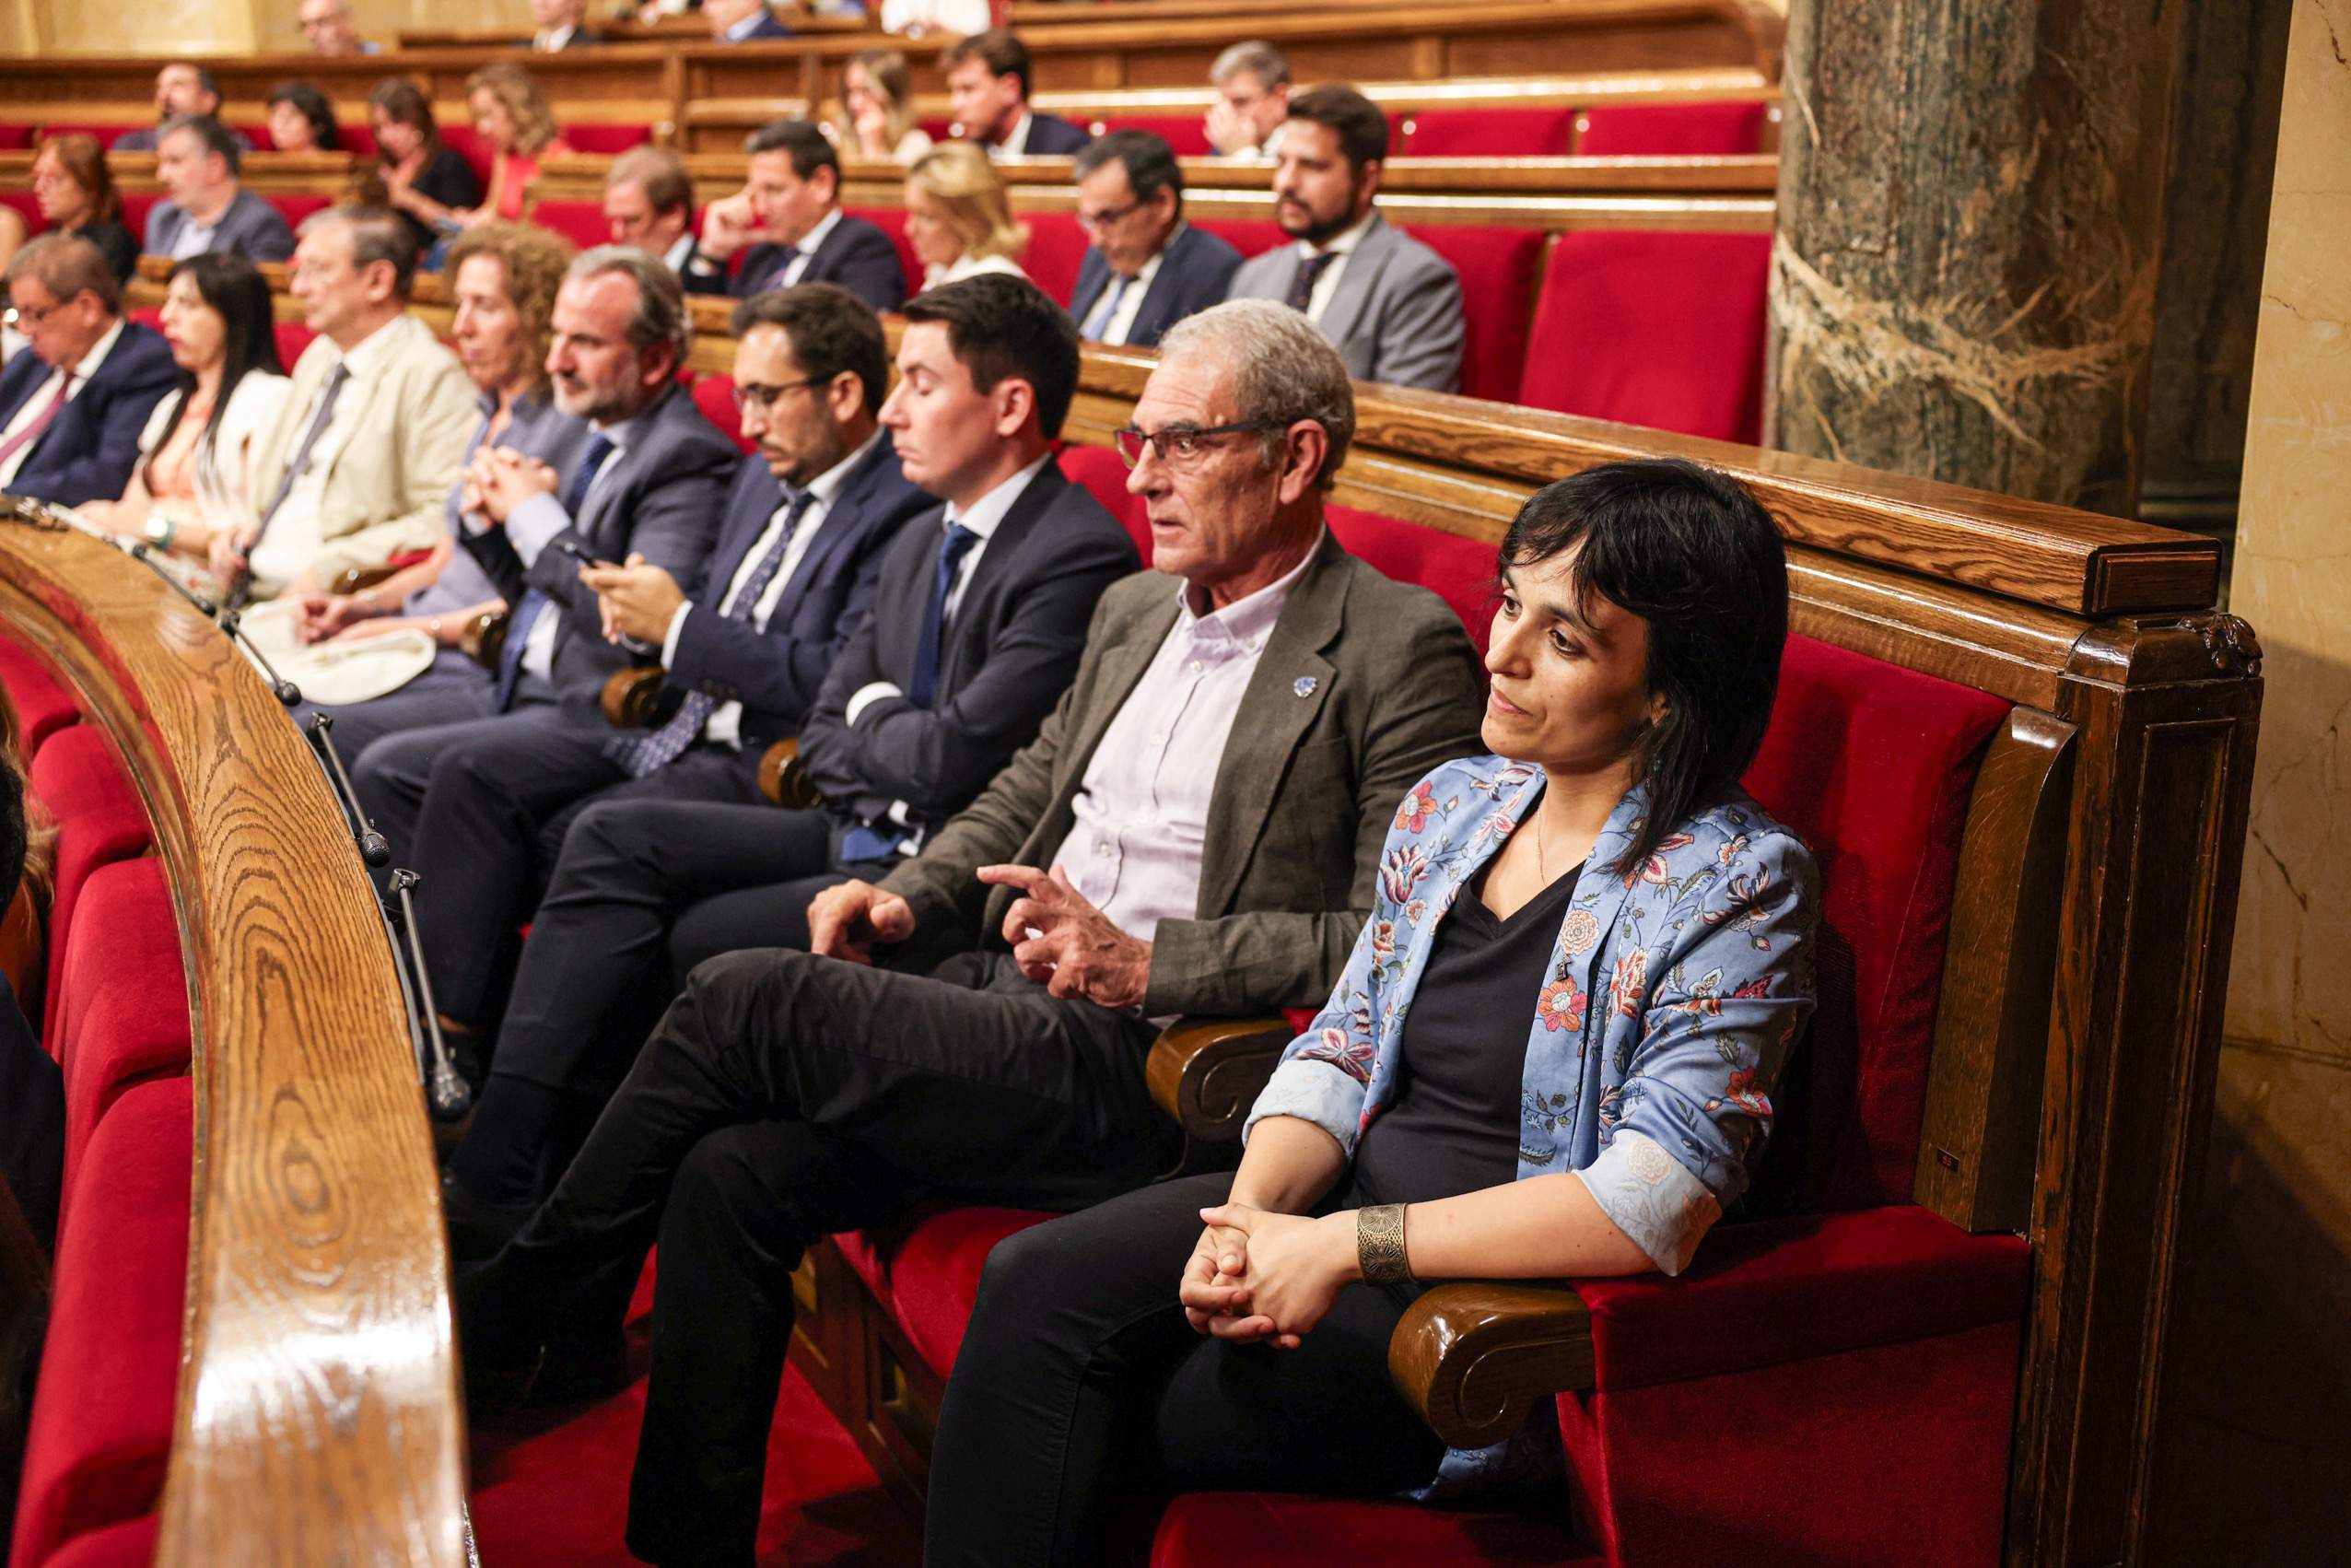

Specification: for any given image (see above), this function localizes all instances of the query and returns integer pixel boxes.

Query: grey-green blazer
[880,529,1487,1017]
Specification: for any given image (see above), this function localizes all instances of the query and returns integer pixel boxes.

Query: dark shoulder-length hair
[150,252,287,462]
[1498,457,1788,875]
[368,76,443,161]
[269,80,342,153]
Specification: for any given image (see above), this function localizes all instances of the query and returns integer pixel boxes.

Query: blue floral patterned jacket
[1246,755,1819,1276]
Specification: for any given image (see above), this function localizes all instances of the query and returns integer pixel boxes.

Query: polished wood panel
[0,522,462,1567]
[1389,1281,1597,1450]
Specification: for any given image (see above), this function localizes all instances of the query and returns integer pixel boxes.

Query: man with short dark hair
[942,28,1091,158]
[145,116,296,264]
[0,235,175,505]
[603,146,696,275]
[1070,130,1243,348]
[456,290,1485,1565]
[114,64,253,154]
[684,119,906,310]
[1225,84,1467,392]
[1206,39,1292,160]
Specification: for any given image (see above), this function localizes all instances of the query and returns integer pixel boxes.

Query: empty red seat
[265,193,333,232]
[563,123,653,155]
[119,193,161,245]
[273,320,319,369]
[52,858,191,1199]
[1400,107,1578,158]
[1398,224,1544,404]
[26,726,152,1040]
[0,634,80,758]
[528,198,609,252]
[8,1078,192,1568]
[690,375,756,456]
[843,206,924,298]
[338,123,380,158]
[1577,99,1769,157]
[1059,443,1147,557]
[1089,115,1213,157]
[1518,229,1770,442]
[833,1207,1054,1379]
[1018,212,1090,306]
[1325,502,1498,655]
[0,123,35,151]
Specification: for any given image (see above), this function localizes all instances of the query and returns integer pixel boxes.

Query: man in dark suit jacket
[1069,130,1245,348]
[943,29,1092,158]
[682,119,907,312]
[706,0,793,42]
[143,116,297,265]
[353,247,736,879]
[457,294,1486,1565]
[382,283,934,1063]
[0,236,176,506]
[529,0,602,49]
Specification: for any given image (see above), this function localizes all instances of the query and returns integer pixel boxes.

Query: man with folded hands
[457,297,1486,1567]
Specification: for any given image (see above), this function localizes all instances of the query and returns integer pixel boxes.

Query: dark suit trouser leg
[301,650,496,770]
[924,1174,1446,1568]
[662,854,903,982]
[348,675,557,875]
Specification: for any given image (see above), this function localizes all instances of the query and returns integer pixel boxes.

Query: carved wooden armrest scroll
[462,608,510,673]
[758,737,825,810]
[601,666,668,728]
[1389,1282,1597,1450]
[1144,1017,1295,1141]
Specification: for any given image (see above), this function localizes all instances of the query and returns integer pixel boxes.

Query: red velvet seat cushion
[1325,502,1498,655]
[1091,115,1214,157]
[1576,99,1769,157]
[273,320,319,369]
[1739,635,2010,1209]
[563,123,652,155]
[842,205,924,298]
[530,198,609,252]
[1396,225,1544,404]
[0,190,44,236]
[119,193,161,244]
[38,1514,160,1568]
[265,193,332,232]
[832,1207,1054,1378]
[1189,216,1289,260]
[52,858,191,1199]
[228,122,274,153]
[1059,443,1148,557]
[0,124,36,152]
[337,123,380,158]
[0,634,81,757]
[690,375,756,455]
[9,1079,191,1568]
[1019,211,1090,307]
[27,726,153,1040]
[1518,229,1771,441]
[441,125,496,189]
[1152,1493,1596,1567]
[1400,107,1579,158]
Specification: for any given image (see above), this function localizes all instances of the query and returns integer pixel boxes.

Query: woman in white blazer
[78,253,291,564]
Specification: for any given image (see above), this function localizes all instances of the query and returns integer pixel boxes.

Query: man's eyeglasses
[731,377,824,413]
[1113,421,1281,469]
[1076,200,1143,231]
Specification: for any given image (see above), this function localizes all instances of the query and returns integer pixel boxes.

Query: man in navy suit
[0,235,176,507]
[683,120,907,312]
[353,246,737,883]
[1069,131,1244,348]
[704,0,792,41]
[943,29,1092,158]
[144,116,298,265]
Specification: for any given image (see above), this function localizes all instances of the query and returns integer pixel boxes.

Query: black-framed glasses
[1113,420,1281,469]
[1076,199,1144,231]
[731,376,824,413]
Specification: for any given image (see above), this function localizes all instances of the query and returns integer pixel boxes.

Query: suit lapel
[1316,215,1390,355]
[772,434,893,615]
[1070,256,1108,332]
[937,462,1060,689]
[0,356,41,430]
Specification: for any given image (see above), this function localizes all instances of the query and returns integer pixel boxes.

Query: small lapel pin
[1293,675,1318,698]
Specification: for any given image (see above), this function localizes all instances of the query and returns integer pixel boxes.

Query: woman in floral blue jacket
[926,458,1820,1565]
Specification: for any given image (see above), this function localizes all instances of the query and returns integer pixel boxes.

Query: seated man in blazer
[0,236,176,506]
[530,0,603,50]
[457,298,1488,1565]
[144,116,297,266]
[391,281,935,1082]
[943,29,1092,158]
[352,246,738,873]
[705,0,792,41]
[113,64,252,154]
[683,119,907,312]
[1225,85,1466,392]
[215,209,476,601]
[1070,130,1244,349]
[439,273,1139,1240]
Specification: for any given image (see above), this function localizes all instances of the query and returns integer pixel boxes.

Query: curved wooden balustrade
[0,523,464,1567]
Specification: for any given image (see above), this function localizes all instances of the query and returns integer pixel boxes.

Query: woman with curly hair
[463,62,574,224]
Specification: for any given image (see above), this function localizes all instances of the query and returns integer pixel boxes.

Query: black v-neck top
[1349,859,1585,1208]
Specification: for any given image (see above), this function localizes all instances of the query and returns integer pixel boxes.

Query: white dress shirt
[1082,228,1178,345]
[882,0,989,35]
[1046,535,1321,945]
[661,429,883,749]
[0,318,122,488]
[533,23,579,51]
[500,402,654,681]
[247,316,406,591]
[1293,207,1378,323]
[661,231,698,276]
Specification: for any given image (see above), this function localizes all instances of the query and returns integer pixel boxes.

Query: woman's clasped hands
[1179,1202,1360,1349]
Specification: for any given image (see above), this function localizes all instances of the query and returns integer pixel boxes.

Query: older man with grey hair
[351,245,738,892]
[452,293,1488,1564]
[299,0,380,55]
[1207,39,1292,159]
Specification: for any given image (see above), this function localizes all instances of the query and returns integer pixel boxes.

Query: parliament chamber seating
[1577,99,1772,157]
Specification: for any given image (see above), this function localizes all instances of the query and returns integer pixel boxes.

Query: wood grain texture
[0,525,464,1568]
[1144,1017,1296,1140]
[1387,1282,1597,1450]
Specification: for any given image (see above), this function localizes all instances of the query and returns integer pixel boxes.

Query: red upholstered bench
[0,123,35,152]
[229,122,273,153]
[1577,99,1770,157]
[38,1515,159,1568]
[528,198,610,252]
[1190,216,1288,260]
[564,123,653,155]
[50,858,192,1200]
[1518,229,1771,441]
[118,193,160,246]
[691,374,757,455]
[0,191,44,237]
[1399,225,1544,404]
[441,125,496,190]
[335,123,379,158]
[1020,211,1090,307]
[843,206,924,299]
[264,193,332,233]
[26,726,153,1039]
[273,320,318,369]
[1088,115,1213,157]
[1399,107,1580,158]
[8,1078,192,1568]
[1060,442,1144,554]
[0,635,81,759]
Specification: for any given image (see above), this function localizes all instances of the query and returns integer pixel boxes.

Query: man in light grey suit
[1224,85,1466,393]
[144,116,296,265]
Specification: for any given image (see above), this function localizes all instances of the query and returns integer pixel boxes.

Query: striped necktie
[0,371,75,472]
[495,431,615,708]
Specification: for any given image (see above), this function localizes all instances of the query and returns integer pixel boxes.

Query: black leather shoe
[452,1259,544,1422]
[440,1171,535,1264]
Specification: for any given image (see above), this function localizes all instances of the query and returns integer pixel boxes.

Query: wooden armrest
[1144,1016,1293,1141]
[1388,1282,1596,1450]
[461,608,509,673]
[327,563,397,596]
[601,666,668,728]
[758,737,826,810]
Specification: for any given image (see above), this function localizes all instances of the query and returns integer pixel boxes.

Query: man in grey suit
[1225,85,1466,393]
[456,298,1488,1563]
[144,117,296,265]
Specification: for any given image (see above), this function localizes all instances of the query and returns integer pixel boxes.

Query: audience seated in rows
[705,0,794,44]
[78,253,291,565]
[25,138,135,287]
[833,48,935,166]
[0,237,176,507]
[603,146,700,277]
[944,29,1092,159]
[685,119,906,311]
[1071,131,1244,349]
[147,117,297,266]
[904,141,1028,290]
[1230,86,1468,393]
[371,79,485,254]
[468,63,577,225]
[113,65,252,157]
[294,222,580,758]
[531,0,602,53]
[930,458,1819,1565]
[211,209,476,600]
[267,81,344,156]
[1207,40,1293,161]
[0,700,61,1252]
[298,0,380,57]
[454,295,1487,1562]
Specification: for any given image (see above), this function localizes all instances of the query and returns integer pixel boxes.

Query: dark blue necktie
[753,242,801,292]
[496,431,614,708]
[906,521,982,710]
